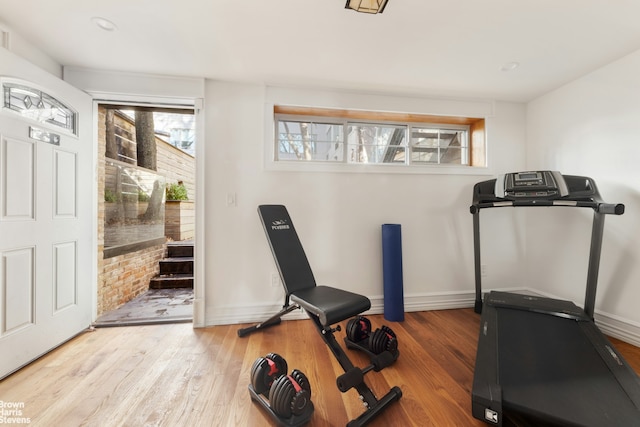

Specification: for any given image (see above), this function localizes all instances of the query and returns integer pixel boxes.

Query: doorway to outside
[93,104,196,327]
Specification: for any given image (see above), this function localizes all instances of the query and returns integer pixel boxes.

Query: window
[347,123,406,164]
[274,106,485,168]
[3,81,77,134]
[277,120,344,162]
[410,126,468,165]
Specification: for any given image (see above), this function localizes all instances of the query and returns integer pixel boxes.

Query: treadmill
[470,171,640,426]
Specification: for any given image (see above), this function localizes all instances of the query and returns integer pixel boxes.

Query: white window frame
[267,106,487,175]
[275,114,471,167]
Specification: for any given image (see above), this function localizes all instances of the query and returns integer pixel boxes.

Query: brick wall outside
[99,244,166,315]
[97,106,195,316]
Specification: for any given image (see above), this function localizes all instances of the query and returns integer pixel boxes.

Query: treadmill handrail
[597,202,625,215]
[470,172,624,317]
[470,200,625,214]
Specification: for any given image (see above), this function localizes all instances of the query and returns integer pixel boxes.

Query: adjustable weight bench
[238,204,402,427]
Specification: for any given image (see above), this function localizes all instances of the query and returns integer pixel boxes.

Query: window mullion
[437,129,441,165]
[342,120,348,163]
[407,124,412,166]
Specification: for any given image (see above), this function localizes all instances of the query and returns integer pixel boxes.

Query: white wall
[2,42,531,329]
[204,81,527,325]
[0,21,61,77]
[527,49,640,341]
[5,20,640,343]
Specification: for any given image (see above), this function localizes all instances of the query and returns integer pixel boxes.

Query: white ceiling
[1,0,640,103]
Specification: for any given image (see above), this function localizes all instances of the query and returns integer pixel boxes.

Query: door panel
[2,247,35,334]
[54,150,77,217]
[1,136,34,219]
[0,49,93,379]
[54,241,77,312]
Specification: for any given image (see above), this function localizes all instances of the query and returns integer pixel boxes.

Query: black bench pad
[290,286,371,327]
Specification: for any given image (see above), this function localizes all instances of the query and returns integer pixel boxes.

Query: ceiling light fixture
[91,17,117,32]
[345,0,388,14]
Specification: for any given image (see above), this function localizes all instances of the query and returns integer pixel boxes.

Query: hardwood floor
[1,309,639,426]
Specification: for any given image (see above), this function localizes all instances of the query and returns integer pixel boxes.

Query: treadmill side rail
[472,301,502,426]
[580,322,640,412]
[471,383,502,426]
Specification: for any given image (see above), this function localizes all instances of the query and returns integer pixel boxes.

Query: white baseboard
[595,311,640,348]
[206,290,480,326]
[206,288,640,348]
[206,302,308,326]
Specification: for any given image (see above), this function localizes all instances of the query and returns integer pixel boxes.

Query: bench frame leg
[237,303,298,337]
[308,315,402,427]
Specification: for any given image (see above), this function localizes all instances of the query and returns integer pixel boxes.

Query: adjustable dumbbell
[250,352,288,396]
[369,325,398,355]
[249,353,314,424]
[269,369,312,418]
[346,315,371,343]
[346,316,399,356]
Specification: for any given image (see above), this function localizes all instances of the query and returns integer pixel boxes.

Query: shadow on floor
[94,288,193,327]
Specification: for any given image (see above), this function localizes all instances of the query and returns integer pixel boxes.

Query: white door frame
[63,68,206,327]
[91,98,205,326]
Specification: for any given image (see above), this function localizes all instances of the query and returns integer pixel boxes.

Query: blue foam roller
[382,224,404,322]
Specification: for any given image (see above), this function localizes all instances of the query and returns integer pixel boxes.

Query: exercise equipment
[369,326,398,355]
[470,171,640,426]
[239,205,402,427]
[249,353,314,426]
[250,353,288,395]
[345,316,399,359]
[269,370,312,418]
[346,316,372,343]
[382,223,405,321]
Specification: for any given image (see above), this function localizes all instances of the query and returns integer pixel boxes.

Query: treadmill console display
[495,170,569,200]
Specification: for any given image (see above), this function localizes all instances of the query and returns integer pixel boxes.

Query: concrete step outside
[159,257,194,275]
[149,274,194,289]
[167,243,194,258]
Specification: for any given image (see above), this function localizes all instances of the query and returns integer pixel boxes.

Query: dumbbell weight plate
[346,316,371,342]
[250,353,288,395]
[269,369,312,418]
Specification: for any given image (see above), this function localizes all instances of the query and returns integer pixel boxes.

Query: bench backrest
[258,205,316,296]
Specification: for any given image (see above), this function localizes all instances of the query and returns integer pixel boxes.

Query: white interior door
[0,50,93,379]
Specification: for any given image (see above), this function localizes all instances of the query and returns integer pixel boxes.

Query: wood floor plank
[282,319,351,426]
[0,309,639,426]
[609,336,640,373]
[387,315,481,426]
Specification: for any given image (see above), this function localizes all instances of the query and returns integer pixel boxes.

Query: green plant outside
[138,189,150,202]
[104,188,118,202]
[166,182,188,201]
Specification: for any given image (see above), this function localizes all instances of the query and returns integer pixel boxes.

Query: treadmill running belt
[497,308,640,426]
